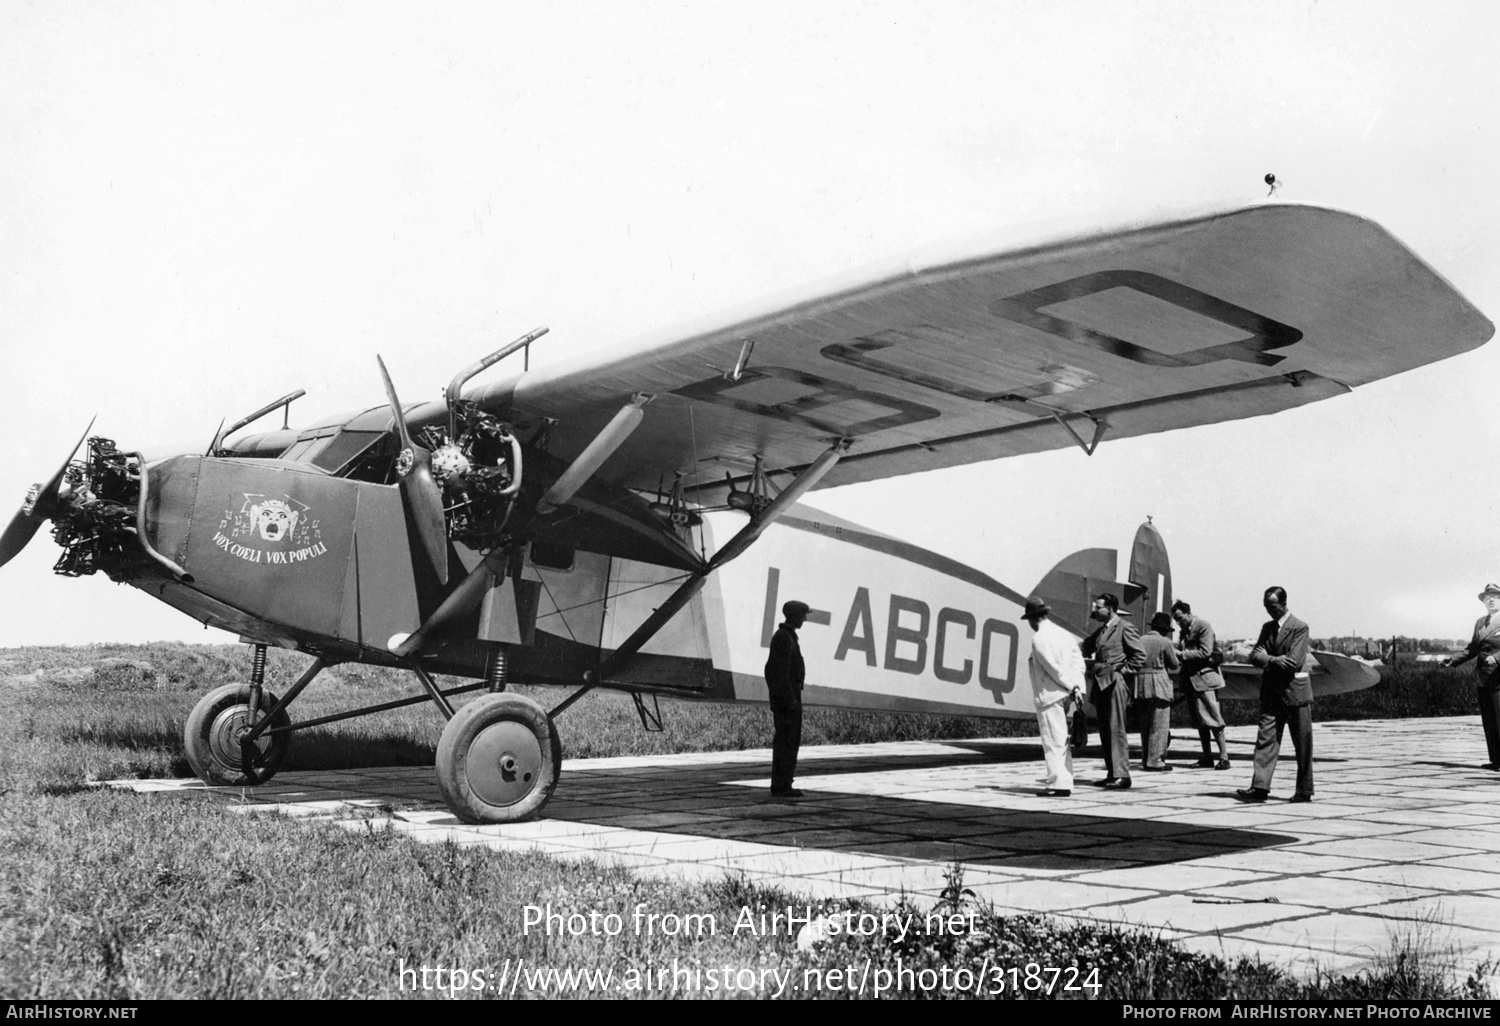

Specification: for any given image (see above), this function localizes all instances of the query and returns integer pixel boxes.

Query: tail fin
[1032,520,1171,634]
[1127,518,1172,624]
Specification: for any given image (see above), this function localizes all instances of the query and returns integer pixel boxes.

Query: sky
[1,0,1497,648]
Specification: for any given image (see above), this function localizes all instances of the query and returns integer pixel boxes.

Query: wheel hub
[208,706,273,770]
[466,721,543,807]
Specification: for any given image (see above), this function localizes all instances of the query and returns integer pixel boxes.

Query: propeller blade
[376,355,416,454]
[0,416,95,570]
[403,455,450,586]
[0,509,42,569]
[388,547,509,656]
[375,357,449,585]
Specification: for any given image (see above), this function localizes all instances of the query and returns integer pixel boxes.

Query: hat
[1023,596,1050,619]
[1481,584,1500,600]
[1149,611,1175,633]
[782,600,810,618]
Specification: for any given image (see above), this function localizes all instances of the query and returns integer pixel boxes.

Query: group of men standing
[1023,587,1314,802]
[763,588,1318,804]
[765,574,1500,801]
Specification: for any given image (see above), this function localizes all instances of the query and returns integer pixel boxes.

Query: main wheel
[183,684,292,786]
[435,693,561,824]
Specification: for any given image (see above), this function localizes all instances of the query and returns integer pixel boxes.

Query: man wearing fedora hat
[765,599,810,798]
[1023,596,1086,797]
[1443,584,1500,769]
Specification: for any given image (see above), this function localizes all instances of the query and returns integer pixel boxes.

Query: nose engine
[1,432,151,580]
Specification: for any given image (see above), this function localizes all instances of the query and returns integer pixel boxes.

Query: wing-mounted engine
[419,399,523,550]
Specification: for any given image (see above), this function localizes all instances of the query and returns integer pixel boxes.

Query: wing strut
[999,396,1108,456]
[537,393,654,513]
[582,439,850,688]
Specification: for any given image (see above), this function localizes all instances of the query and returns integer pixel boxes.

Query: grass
[1,643,1495,999]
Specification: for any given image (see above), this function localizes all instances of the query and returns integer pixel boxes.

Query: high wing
[468,202,1493,501]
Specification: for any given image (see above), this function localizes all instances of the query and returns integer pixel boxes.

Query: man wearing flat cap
[765,599,809,798]
[1024,597,1086,796]
[1443,584,1500,769]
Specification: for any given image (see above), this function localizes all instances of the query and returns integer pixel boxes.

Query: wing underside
[468,203,1493,501]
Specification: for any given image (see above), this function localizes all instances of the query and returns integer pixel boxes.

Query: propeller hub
[430,445,471,487]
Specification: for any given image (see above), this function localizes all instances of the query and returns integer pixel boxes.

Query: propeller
[0,417,95,570]
[377,357,450,585]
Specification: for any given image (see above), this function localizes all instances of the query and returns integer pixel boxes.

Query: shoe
[1195,757,1215,768]
[1038,788,1072,798]
[1235,788,1269,803]
[1215,759,1232,771]
[1144,764,1174,772]
[1289,793,1313,804]
[770,788,804,799]
[1103,778,1132,790]
[1093,777,1121,787]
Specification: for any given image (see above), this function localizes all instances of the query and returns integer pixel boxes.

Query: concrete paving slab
[108,715,1500,981]
[1091,893,1326,933]
[1331,863,1500,892]
[1227,913,1500,971]
[1199,876,1442,910]
[1370,895,1500,933]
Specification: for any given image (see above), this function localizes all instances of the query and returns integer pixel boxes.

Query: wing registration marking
[990,270,1303,368]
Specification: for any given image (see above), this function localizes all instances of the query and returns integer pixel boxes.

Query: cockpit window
[309,430,385,474]
[278,430,337,463]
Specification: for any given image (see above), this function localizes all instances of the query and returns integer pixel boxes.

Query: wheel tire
[435,693,561,824]
[183,684,292,786]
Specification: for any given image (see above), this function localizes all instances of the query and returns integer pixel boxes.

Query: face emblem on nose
[249,499,298,542]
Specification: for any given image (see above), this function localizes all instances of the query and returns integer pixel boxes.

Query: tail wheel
[435,693,561,824]
[183,684,292,786]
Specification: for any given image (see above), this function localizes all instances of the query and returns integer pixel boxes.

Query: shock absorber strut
[484,643,509,693]
[248,643,267,718]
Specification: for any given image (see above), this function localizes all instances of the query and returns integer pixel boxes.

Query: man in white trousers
[1023,596,1087,797]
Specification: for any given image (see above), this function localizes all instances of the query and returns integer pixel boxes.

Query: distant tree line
[1311,636,1462,660]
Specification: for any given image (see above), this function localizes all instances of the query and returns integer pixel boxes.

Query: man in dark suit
[1081,592,1145,790]
[765,599,809,798]
[1237,586,1313,803]
[1443,583,1500,769]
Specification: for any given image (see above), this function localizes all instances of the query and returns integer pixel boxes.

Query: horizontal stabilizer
[1032,519,1172,634]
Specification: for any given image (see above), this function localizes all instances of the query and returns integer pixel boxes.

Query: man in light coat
[1024,596,1086,797]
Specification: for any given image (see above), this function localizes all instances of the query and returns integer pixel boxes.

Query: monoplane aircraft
[1,201,1489,823]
